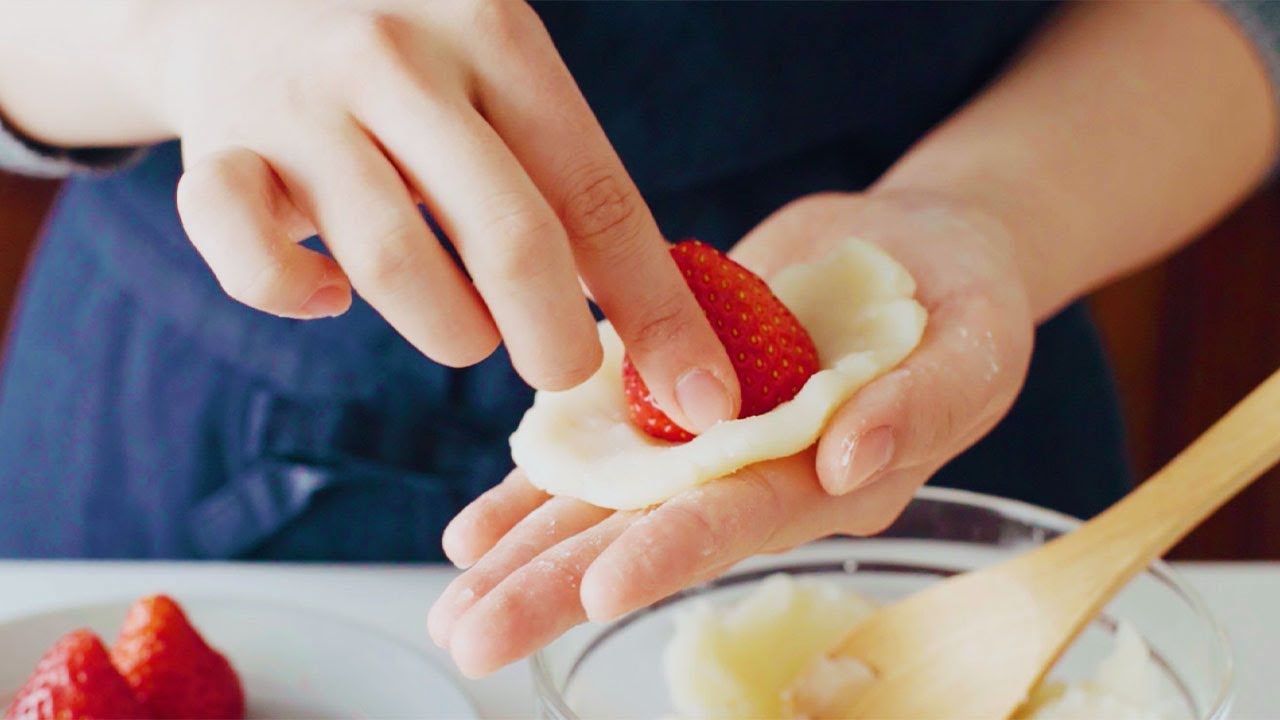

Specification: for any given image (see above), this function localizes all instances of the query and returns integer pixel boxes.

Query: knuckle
[176,154,242,218]
[466,0,539,50]
[558,167,641,248]
[522,344,602,392]
[349,223,424,288]
[626,293,699,353]
[336,10,411,64]
[932,394,965,451]
[328,13,418,97]
[736,469,784,550]
[479,193,563,280]
[219,252,292,311]
[664,502,720,553]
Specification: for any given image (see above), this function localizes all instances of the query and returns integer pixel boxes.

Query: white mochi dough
[663,575,1178,720]
[508,238,928,510]
[665,574,878,720]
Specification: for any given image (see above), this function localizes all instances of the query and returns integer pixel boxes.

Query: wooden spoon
[813,366,1280,719]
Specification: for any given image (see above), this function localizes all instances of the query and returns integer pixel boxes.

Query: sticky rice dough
[509,238,927,510]
[664,574,1179,720]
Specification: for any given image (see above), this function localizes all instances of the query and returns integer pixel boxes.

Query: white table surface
[0,560,1275,719]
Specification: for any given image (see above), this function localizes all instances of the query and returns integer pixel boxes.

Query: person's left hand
[426,190,1035,677]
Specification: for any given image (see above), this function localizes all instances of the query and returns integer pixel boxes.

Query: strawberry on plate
[623,239,821,441]
[110,595,245,720]
[3,628,151,720]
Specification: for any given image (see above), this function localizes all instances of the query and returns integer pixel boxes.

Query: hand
[149,0,738,428]
[426,190,1036,677]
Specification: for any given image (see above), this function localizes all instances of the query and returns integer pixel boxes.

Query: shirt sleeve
[0,111,146,179]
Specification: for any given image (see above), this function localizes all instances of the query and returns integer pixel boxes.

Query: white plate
[0,595,477,719]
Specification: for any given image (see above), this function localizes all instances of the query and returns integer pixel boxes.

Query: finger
[815,289,1029,496]
[446,511,636,678]
[176,147,351,319]
[441,469,550,569]
[579,457,926,623]
[354,62,601,390]
[466,3,740,431]
[427,496,611,649]
[269,128,501,367]
[579,452,818,622]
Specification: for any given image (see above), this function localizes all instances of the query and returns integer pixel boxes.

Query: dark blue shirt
[0,2,1129,560]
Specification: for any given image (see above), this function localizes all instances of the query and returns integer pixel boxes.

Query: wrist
[0,0,177,147]
[119,0,185,139]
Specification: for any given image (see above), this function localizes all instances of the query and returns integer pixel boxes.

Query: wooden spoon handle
[1011,365,1280,624]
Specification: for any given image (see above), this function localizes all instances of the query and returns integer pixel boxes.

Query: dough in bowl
[663,574,1180,720]
[508,238,927,510]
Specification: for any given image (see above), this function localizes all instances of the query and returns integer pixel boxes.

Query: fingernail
[299,284,349,319]
[836,426,895,494]
[675,369,735,432]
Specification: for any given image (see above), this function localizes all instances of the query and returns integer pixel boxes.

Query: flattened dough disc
[509,239,927,510]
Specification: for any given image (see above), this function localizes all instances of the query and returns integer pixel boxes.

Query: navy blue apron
[0,2,1129,559]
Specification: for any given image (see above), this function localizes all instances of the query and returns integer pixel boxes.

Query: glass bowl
[531,486,1233,719]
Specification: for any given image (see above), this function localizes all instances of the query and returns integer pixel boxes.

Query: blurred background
[1,170,1277,559]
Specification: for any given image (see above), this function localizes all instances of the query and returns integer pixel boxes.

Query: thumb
[815,291,1030,496]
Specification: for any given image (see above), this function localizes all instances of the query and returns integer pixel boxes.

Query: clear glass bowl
[532,486,1234,719]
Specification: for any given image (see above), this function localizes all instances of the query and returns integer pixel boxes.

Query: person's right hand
[150,0,739,429]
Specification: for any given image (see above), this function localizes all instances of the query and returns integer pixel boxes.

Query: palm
[428,192,1035,677]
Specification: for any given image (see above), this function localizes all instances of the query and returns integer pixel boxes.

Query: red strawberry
[110,595,245,720]
[623,239,820,441]
[3,629,151,720]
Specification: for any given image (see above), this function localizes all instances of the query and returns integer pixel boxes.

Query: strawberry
[3,629,151,720]
[623,239,820,442]
[110,595,245,720]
